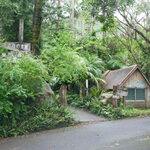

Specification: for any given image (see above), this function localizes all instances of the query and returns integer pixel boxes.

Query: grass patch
[123,107,150,118]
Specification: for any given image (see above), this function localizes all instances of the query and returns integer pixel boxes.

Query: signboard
[4,42,31,51]
[117,88,128,97]
[136,81,146,88]
[112,95,120,99]
[127,81,146,88]
[0,19,31,52]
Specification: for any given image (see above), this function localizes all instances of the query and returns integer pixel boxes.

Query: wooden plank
[3,42,31,51]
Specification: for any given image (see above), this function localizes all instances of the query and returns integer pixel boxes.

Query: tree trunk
[57,0,61,29]
[60,84,67,107]
[70,0,75,37]
[32,0,44,55]
[79,85,83,98]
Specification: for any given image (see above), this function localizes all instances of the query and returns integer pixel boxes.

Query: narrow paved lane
[0,117,150,150]
[69,107,107,122]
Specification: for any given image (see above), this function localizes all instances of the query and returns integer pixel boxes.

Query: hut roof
[104,65,150,89]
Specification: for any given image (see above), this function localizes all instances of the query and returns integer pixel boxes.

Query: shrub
[0,103,73,138]
[0,54,52,137]
[122,107,150,117]
[0,55,74,138]
[68,94,125,119]
[0,54,48,100]
[68,94,86,108]
[0,54,48,123]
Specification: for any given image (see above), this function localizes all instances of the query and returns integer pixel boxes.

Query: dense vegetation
[0,55,73,138]
[68,94,125,119]
[0,0,150,138]
[68,94,150,119]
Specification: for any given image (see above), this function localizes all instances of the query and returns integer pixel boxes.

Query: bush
[68,94,87,108]
[122,107,150,117]
[0,54,48,100]
[0,54,48,127]
[68,94,125,119]
[0,103,73,138]
[0,54,74,138]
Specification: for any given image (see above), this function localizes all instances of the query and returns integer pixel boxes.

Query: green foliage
[0,103,73,138]
[68,94,150,120]
[0,0,34,41]
[0,54,51,137]
[85,98,124,119]
[107,59,124,70]
[0,54,48,101]
[68,94,88,109]
[81,0,134,31]
[122,107,150,117]
[68,94,125,119]
[41,32,88,85]
[84,53,104,78]
[0,0,149,139]
[90,86,105,97]
[76,35,129,71]
[0,54,74,138]
[42,0,66,33]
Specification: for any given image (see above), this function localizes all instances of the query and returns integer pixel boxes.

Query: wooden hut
[104,65,150,108]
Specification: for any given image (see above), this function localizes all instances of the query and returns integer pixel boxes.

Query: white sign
[4,42,31,51]
[0,19,31,52]
[112,95,120,99]
[117,88,128,97]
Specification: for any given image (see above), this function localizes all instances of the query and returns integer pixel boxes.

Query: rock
[101,93,113,104]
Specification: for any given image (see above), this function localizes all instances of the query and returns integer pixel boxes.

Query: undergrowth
[0,103,74,138]
[68,94,150,120]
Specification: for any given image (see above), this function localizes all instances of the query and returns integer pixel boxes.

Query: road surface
[0,117,150,150]
[69,107,107,122]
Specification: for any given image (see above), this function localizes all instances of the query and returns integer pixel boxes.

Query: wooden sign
[112,95,120,99]
[117,88,128,97]
[0,19,31,52]
[3,42,31,51]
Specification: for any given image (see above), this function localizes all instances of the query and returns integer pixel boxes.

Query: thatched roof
[104,65,150,90]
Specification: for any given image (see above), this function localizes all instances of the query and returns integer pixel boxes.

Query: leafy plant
[0,54,51,138]
[68,94,125,119]
[0,103,74,138]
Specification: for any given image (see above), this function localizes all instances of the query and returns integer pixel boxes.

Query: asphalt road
[0,117,150,150]
[69,107,107,122]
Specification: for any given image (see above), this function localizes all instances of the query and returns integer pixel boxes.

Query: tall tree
[0,0,34,42]
[32,0,45,55]
[114,0,150,79]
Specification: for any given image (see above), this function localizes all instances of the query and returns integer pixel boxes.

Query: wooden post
[122,96,125,105]
[113,85,118,108]
[79,84,83,98]
[60,84,67,107]
[86,79,89,96]
[19,19,24,42]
